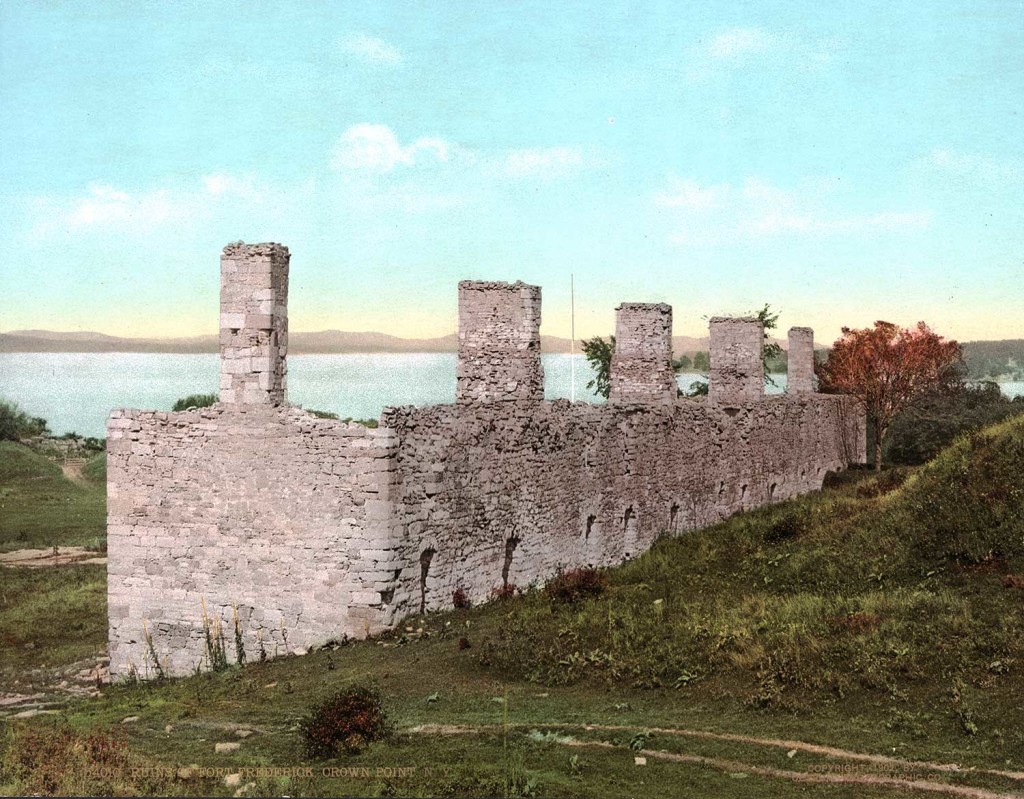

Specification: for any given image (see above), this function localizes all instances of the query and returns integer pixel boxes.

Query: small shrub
[830,612,883,633]
[309,409,339,419]
[0,724,170,796]
[341,416,379,428]
[544,568,606,604]
[763,513,807,544]
[300,686,390,757]
[452,587,471,609]
[856,469,908,499]
[489,584,518,601]
[171,393,218,412]
[458,637,471,650]
[1003,574,1024,590]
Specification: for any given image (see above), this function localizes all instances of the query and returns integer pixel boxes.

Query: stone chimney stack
[708,317,763,406]
[456,281,543,403]
[219,242,289,406]
[608,303,676,406]
[786,327,815,394]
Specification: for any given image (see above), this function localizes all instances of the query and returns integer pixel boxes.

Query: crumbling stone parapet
[609,303,676,406]
[456,280,543,403]
[787,327,815,394]
[709,316,764,407]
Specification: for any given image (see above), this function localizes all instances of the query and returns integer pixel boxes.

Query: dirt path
[60,458,89,487]
[0,546,106,568]
[580,739,1020,799]
[409,723,1024,798]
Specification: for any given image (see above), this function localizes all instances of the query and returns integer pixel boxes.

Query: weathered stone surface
[106,243,867,680]
[456,281,542,403]
[219,242,289,407]
[709,317,763,407]
[787,327,815,394]
[609,303,675,406]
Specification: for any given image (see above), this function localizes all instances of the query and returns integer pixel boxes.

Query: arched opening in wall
[740,484,749,505]
[419,548,435,615]
[669,504,679,534]
[769,483,778,502]
[622,506,637,556]
[583,515,600,564]
[502,537,520,590]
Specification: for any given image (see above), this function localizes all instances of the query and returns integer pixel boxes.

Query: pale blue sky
[1,1,1021,343]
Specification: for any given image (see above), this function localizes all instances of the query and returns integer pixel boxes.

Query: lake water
[1,352,1020,438]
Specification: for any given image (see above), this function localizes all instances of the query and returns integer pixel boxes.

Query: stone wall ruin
[107,242,866,679]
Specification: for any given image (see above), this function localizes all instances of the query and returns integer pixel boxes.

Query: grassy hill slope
[0,442,106,552]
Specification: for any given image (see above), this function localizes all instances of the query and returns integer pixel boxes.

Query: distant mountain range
[0,329,716,355]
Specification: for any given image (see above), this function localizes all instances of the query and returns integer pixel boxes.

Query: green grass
[81,452,107,485]
[0,442,106,552]
[0,565,107,686]
[2,420,1024,797]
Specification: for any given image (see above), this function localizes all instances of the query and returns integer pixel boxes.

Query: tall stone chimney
[219,242,289,406]
[609,303,676,406]
[786,327,815,394]
[708,317,763,406]
[456,281,543,403]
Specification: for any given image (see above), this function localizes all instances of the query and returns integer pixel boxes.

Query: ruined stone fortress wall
[107,242,866,679]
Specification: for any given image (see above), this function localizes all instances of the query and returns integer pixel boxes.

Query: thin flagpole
[570,273,576,402]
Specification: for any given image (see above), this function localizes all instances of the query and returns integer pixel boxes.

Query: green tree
[581,335,615,399]
[751,303,783,385]
[817,320,963,470]
[692,351,710,372]
[671,354,692,371]
[0,399,49,441]
[884,382,1023,465]
[171,393,218,412]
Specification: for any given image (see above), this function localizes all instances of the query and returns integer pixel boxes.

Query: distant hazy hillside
[0,329,569,355]
[962,339,1024,380]
[0,330,769,356]
[0,331,218,354]
[6,330,1012,374]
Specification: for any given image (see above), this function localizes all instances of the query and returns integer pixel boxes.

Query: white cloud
[28,173,269,237]
[57,183,191,231]
[501,147,586,179]
[656,176,930,244]
[687,27,842,81]
[331,124,452,172]
[653,178,729,210]
[339,33,402,65]
[925,148,1024,185]
[707,28,773,59]
[201,173,263,202]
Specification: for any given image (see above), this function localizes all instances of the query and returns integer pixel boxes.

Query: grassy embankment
[0,441,106,553]
[1,418,1023,797]
[0,442,107,688]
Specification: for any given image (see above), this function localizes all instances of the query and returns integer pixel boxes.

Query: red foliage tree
[816,321,963,470]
